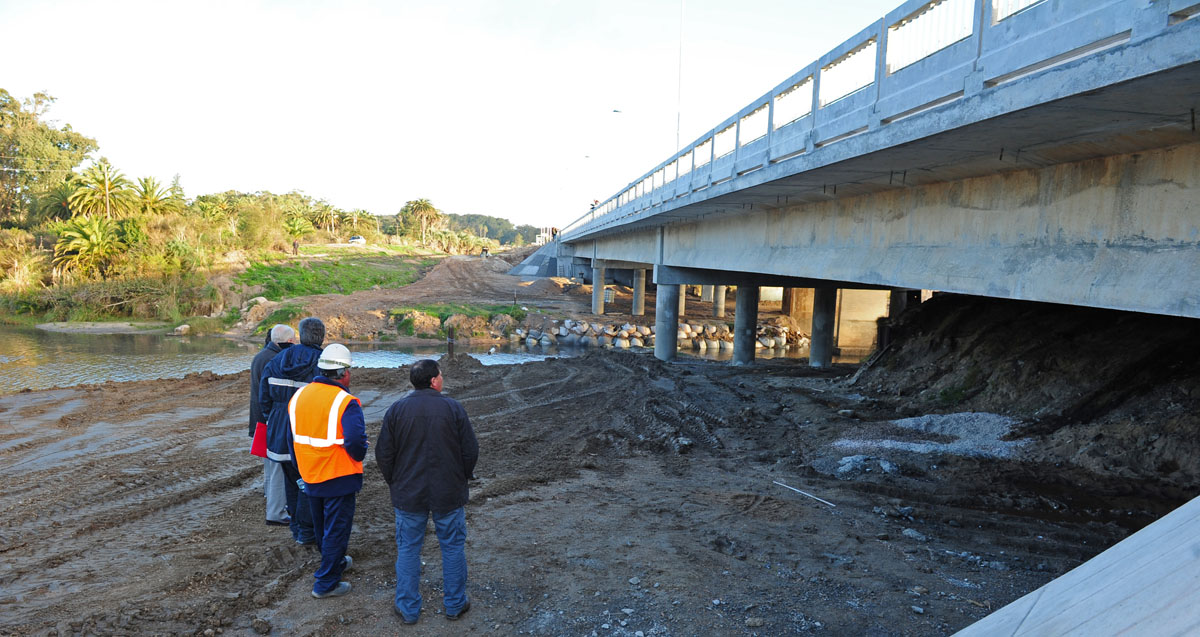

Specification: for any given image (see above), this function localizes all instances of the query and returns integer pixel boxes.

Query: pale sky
[1,0,899,228]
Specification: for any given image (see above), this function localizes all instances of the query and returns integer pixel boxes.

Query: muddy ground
[3,265,1199,636]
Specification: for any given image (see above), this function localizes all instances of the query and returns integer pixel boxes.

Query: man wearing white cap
[287,343,368,599]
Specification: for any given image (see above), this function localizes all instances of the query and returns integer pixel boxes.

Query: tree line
[0,89,534,318]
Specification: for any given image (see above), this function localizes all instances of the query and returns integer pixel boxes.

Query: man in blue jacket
[376,359,479,624]
[259,317,325,545]
[250,324,295,526]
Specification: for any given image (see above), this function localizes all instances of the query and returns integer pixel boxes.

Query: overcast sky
[1,0,899,228]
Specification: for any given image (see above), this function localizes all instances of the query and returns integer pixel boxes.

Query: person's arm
[258,361,276,422]
[457,404,479,480]
[340,400,367,462]
[375,405,396,484]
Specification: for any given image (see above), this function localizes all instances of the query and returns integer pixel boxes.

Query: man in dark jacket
[250,324,295,526]
[376,359,478,625]
[259,317,326,545]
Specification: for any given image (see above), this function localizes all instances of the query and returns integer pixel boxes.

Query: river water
[0,325,829,395]
[0,325,566,395]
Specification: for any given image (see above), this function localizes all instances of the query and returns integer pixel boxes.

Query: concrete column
[677,284,687,317]
[889,289,921,317]
[654,283,680,362]
[810,287,837,368]
[701,285,714,302]
[632,269,647,316]
[591,266,606,315]
[732,286,759,365]
[713,285,727,318]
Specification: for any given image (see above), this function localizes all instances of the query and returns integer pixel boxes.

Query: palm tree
[37,179,79,220]
[407,198,441,246]
[283,215,314,239]
[132,176,178,216]
[53,215,124,279]
[69,160,134,218]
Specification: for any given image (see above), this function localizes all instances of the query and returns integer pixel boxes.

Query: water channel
[0,324,831,395]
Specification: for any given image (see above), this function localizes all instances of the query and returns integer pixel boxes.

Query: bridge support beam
[810,287,837,368]
[713,285,727,318]
[701,285,713,302]
[632,269,647,316]
[654,283,680,362]
[889,289,920,318]
[678,285,687,317]
[591,265,606,315]
[733,286,759,366]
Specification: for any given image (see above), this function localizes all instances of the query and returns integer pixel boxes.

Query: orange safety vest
[288,381,363,485]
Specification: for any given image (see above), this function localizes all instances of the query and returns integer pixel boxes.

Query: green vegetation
[235,257,436,301]
[0,89,526,325]
[444,213,539,246]
[388,302,527,325]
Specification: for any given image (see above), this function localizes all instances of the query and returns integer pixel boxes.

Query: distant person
[259,317,327,546]
[293,239,299,255]
[288,343,367,599]
[250,323,295,526]
[376,359,478,625]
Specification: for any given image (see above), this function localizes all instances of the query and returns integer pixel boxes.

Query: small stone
[636,632,644,637]
[622,608,634,615]
[745,617,765,627]
[902,528,928,542]
[251,618,271,635]
[601,624,610,629]
[912,606,924,614]
[913,586,929,595]
[837,409,854,417]
[712,599,721,605]
[875,533,890,541]
[628,576,641,585]
[204,630,215,637]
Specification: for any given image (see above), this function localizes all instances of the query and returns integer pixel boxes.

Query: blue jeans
[309,492,355,595]
[393,507,468,620]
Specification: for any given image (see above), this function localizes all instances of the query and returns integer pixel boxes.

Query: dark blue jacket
[376,388,478,514]
[258,343,323,461]
[249,338,290,436]
[287,376,368,498]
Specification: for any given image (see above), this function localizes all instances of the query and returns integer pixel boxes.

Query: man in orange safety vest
[288,343,368,598]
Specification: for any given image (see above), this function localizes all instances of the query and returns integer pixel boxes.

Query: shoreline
[35,321,171,334]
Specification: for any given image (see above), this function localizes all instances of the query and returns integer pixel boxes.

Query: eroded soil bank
[2,296,1197,636]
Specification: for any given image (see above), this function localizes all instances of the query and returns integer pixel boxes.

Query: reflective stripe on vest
[269,377,309,389]
[288,382,363,484]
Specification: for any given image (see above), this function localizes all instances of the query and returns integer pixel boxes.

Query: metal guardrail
[559,0,1198,240]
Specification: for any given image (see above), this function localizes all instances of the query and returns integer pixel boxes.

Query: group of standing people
[248,318,479,624]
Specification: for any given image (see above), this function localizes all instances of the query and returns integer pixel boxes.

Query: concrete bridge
[554,0,1200,366]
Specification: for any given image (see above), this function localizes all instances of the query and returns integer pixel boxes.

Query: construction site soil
[3,259,1198,636]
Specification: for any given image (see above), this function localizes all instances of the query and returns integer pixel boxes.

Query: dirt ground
[3,262,1198,636]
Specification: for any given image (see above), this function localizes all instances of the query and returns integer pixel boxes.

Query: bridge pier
[733,286,759,366]
[628,269,648,316]
[810,287,837,368]
[701,285,713,302]
[591,265,606,315]
[654,283,680,362]
[889,289,920,317]
[713,285,727,318]
[678,285,687,317]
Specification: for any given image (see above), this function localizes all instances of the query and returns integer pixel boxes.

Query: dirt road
[3,343,1180,636]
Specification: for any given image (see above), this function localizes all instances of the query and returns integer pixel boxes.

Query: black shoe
[296,538,317,546]
[265,519,289,527]
[311,581,351,599]
[446,600,470,621]
[394,605,418,625]
[342,555,353,573]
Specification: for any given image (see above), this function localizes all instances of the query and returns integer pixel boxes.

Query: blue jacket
[258,343,323,461]
[287,376,368,498]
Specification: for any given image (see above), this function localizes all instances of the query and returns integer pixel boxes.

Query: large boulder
[489,313,518,336]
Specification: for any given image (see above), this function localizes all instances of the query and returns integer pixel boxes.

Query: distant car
[348,236,367,245]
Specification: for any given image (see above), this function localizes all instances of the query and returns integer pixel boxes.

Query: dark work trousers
[280,460,315,544]
[308,492,357,595]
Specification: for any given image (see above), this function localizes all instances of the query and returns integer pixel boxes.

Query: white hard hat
[317,343,353,370]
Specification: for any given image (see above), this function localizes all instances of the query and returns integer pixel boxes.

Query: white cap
[317,343,353,370]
